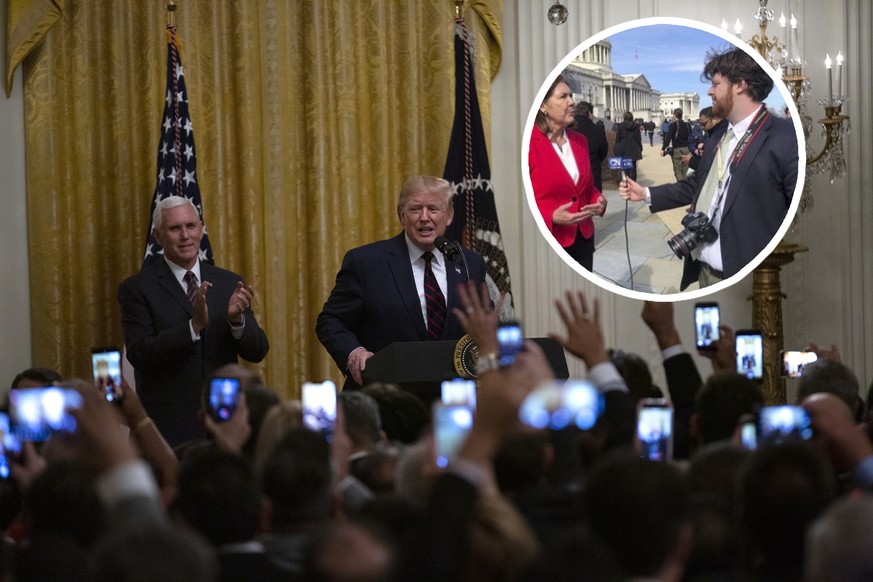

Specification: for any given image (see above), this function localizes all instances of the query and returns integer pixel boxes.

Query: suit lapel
[444,252,466,338]
[387,235,429,339]
[156,259,195,317]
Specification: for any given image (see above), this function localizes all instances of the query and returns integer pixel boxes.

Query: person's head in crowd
[171,450,262,547]
[350,442,402,496]
[339,391,385,454]
[22,459,105,548]
[805,495,873,582]
[692,371,764,447]
[573,100,593,127]
[89,524,217,582]
[361,383,428,444]
[493,431,552,498]
[685,443,753,581]
[396,175,454,253]
[11,367,63,389]
[698,106,721,132]
[672,108,683,120]
[608,348,663,403]
[740,441,836,580]
[535,74,575,135]
[253,400,303,471]
[304,521,396,582]
[463,494,541,581]
[797,358,864,422]
[688,441,752,510]
[394,440,435,510]
[582,450,691,580]
[261,428,333,531]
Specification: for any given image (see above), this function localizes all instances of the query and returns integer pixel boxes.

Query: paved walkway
[590,140,700,294]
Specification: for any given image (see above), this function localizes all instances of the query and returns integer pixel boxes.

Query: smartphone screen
[694,302,720,350]
[757,405,813,445]
[740,418,758,450]
[781,350,818,378]
[302,381,337,440]
[209,377,241,422]
[735,330,764,380]
[433,403,474,468]
[637,399,673,462]
[91,347,123,403]
[497,321,524,366]
[441,378,477,409]
[519,379,603,431]
[0,413,18,480]
[9,387,83,442]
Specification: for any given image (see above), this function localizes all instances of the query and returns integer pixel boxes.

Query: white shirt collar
[727,105,762,140]
[404,234,443,267]
[163,257,201,284]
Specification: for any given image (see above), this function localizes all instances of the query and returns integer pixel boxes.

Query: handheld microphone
[434,236,470,282]
[607,157,636,291]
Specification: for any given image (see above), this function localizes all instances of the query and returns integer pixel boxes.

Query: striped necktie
[184,270,198,306]
[422,252,446,340]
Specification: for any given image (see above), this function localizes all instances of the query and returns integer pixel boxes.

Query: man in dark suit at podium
[316,175,487,390]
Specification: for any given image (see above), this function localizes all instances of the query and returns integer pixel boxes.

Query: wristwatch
[475,352,500,376]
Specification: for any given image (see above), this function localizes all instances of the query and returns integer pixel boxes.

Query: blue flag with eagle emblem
[442,13,513,316]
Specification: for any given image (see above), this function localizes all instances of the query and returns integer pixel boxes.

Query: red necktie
[184,271,198,306]
[422,252,446,340]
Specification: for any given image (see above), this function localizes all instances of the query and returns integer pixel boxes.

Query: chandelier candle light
[727,0,849,184]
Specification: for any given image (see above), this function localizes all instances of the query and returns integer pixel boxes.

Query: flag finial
[167,1,176,27]
[454,0,464,18]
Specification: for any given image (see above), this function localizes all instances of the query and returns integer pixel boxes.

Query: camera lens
[667,230,698,258]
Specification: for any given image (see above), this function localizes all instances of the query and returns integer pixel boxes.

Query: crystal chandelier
[727,0,849,189]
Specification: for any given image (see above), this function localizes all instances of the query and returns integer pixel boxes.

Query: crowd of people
[4,283,873,581]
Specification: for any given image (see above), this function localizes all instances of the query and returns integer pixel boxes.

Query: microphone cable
[622,172,634,291]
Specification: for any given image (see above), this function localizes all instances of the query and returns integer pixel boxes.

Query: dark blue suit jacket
[118,260,269,445]
[649,112,797,289]
[316,233,487,382]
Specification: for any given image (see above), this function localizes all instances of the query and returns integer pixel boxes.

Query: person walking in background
[614,111,643,182]
[661,108,692,182]
[573,101,609,192]
[644,119,656,146]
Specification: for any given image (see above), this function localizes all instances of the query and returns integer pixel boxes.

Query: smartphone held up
[91,347,124,403]
[302,381,337,441]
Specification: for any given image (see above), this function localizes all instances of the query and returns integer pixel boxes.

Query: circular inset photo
[522,17,806,300]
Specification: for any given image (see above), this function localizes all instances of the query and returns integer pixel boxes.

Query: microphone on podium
[434,236,470,282]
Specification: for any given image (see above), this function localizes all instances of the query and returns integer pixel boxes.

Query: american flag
[141,24,213,269]
[442,15,514,316]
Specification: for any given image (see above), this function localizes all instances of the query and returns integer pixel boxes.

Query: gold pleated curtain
[7,0,502,398]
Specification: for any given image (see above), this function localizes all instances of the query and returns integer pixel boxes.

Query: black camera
[664,146,674,156]
[667,212,718,258]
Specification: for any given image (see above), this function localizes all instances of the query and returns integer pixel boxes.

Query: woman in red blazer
[528,75,606,270]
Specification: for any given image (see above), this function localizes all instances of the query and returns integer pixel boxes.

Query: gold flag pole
[454,0,464,18]
[167,1,176,27]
